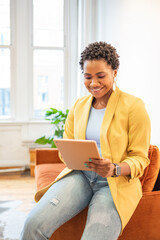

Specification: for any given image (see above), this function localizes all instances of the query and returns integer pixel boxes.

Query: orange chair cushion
[35,163,65,191]
[139,145,160,192]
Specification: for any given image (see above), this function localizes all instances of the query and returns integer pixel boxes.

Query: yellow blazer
[35,87,151,234]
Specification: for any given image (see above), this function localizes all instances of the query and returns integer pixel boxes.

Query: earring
[113,78,117,91]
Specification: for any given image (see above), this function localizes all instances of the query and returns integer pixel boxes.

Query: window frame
[0,0,78,123]
[29,0,67,120]
[0,0,13,119]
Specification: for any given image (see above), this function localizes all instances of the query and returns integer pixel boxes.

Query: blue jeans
[20,170,121,240]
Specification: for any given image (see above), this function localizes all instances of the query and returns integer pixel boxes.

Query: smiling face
[83,59,117,106]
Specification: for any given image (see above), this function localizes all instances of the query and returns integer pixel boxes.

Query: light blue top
[83,105,107,182]
[86,106,106,156]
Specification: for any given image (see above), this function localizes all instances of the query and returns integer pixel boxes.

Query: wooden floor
[0,169,36,213]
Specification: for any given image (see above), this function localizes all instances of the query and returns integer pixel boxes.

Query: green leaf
[35,136,54,145]
[45,108,59,117]
[51,141,57,148]
[55,129,64,138]
[50,108,58,113]
[45,111,55,116]
[35,107,69,148]
[52,119,61,125]
[35,136,49,145]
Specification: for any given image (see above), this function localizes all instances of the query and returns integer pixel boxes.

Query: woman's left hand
[85,158,115,178]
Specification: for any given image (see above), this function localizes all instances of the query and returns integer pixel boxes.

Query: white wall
[95,0,160,148]
[0,123,52,167]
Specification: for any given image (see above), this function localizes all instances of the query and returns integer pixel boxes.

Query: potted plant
[35,108,69,148]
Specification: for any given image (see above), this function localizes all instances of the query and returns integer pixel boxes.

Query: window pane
[33,50,64,118]
[0,48,10,117]
[33,0,64,47]
[0,0,10,45]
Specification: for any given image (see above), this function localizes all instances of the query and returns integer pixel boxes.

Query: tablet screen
[54,139,101,170]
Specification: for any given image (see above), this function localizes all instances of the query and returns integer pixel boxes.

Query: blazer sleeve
[122,98,151,182]
[63,101,77,139]
[58,99,78,162]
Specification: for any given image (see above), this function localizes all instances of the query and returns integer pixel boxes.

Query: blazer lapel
[77,87,121,161]
[77,95,93,140]
[100,87,121,160]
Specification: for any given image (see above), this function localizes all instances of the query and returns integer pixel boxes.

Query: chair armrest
[35,163,65,191]
[35,148,62,165]
[118,191,160,240]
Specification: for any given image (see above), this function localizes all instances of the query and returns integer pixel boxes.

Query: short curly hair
[79,41,120,71]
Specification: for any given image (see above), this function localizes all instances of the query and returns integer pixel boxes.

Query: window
[33,0,64,118]
[0,0,78,122]
[0,0,11,118]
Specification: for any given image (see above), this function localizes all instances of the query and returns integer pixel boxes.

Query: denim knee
[20,213,44,240]
[81,222,121,240]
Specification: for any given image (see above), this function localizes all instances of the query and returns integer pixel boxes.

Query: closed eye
[98,76,105,78]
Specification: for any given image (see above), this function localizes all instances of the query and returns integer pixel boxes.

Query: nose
[89,77,100,87]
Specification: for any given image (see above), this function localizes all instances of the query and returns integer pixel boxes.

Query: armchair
[35,145,160,240]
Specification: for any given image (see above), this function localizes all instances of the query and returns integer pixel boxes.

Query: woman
[20,42,151,240]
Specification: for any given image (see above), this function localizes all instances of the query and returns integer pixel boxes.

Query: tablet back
[54,139,101,170]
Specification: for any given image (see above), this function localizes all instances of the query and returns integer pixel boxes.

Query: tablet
[54,139,101,171]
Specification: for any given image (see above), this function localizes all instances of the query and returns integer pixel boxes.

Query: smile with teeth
[90,86,104,92]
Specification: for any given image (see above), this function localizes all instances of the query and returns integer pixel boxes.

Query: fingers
[86,158,111,165]
[84,161,110,172]
[85,163,108,178]
[86,163,100,171]
[84,158,113,178]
